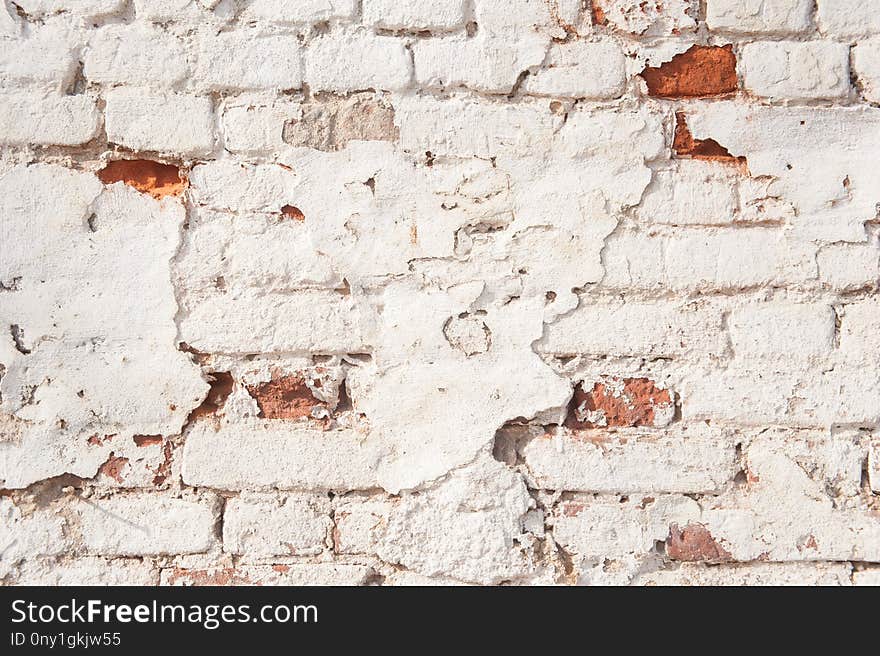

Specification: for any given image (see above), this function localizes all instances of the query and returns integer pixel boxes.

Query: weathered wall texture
[1,0,880,587]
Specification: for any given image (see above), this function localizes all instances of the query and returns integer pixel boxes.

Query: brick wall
[1,0,879,586]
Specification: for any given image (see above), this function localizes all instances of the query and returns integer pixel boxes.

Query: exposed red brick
[280,205,305,221]
[673,112,747,166]
[97,160,186,199]
[133,434,163,447]
[591,1,606,25]
[566,378,672,429]
[152,440,173,487]
[187,372,234,423]
[246,375,325,420]
[667,523,733,562]
[97,453,128,483]
[641,45,737,98]
[87,433,115,446]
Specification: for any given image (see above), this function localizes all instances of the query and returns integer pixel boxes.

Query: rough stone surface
[523,40,626,99]
[706,0,814,34]
[76,495,218,556]
[595,0,697,35]
[13,558,159,585]
[740,41,851,101]
[104,88,215,157]
[84,24,189,88]
[0,92,100,146]
[817,0,880,38]
[2,0,879,587]
[854,39,880,104]
[513,424,737,494]
[362,0,466,30]
[223,493,331,558]
[306,30,412,93]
